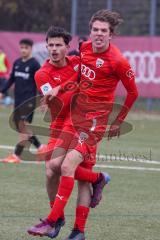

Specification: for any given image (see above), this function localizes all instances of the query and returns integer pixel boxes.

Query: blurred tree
[0,0,159,35]
[0,0,71,32]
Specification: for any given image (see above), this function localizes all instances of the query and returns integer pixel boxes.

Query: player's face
[46,37,68,65]
[20,44,32,59]
[90,20,112,52]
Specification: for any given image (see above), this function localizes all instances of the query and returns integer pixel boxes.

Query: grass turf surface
[0,163,160,240]
[0,106,160,239]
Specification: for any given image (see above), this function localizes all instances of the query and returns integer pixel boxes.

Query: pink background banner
[0,31,160,98]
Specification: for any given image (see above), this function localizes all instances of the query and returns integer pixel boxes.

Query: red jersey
[35,56,80,129]
[79,41,138,122]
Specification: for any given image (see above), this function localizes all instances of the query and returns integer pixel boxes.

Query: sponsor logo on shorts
[78,131,89,145]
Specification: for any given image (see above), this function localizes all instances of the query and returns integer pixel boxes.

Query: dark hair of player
[19,38,33,46]
[89,9,123,34]
[46,26,72,45]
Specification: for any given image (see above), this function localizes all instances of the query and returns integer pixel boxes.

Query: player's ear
[66,44,70,49]
[66,44,70,51]
[109,33,113,40]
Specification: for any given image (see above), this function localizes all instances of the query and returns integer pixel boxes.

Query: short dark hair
[89,9,123,34]
[46,26,72,45]
[19,38,33,46]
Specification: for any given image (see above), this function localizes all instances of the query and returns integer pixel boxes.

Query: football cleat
[3,154,21,163]
[47,217,65,238]
[90,172,111,208]
[27,217,65,238]
[63,229,85,240]
[27,218,55,237]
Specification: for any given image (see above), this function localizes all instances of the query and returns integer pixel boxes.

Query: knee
[46,168,54,180]
[52,161,61,173]
[46,162,61,179]
[61,163,73,176]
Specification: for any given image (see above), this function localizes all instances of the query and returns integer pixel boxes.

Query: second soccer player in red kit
[28,9,138,239]
[28,25,110,239]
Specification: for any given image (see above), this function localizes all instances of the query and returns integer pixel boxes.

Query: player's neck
[92,41,110,53]
[22,55,32,62]
[49,58,67,68]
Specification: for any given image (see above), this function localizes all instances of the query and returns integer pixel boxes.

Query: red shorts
[46,123,97,167]
[45,95,110,167]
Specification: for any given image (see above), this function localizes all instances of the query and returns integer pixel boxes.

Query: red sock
[49,200,55,209]
[48,176,74,222]
[75,166,100,183]
[50,200,65,220]
[74,205,90,232]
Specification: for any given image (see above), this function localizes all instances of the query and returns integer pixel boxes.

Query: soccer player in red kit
[28,26,110,239]
[28,9,138,239]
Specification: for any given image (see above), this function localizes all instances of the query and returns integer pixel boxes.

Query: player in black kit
[0,39,45,163]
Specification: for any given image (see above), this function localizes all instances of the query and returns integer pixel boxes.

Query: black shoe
[64,228,85,240]
[47,218,65,238]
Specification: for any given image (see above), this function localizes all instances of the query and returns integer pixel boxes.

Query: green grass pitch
[0,106,160,240]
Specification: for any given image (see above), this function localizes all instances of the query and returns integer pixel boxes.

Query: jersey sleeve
[34,70,53,95]
[114,57,138,123]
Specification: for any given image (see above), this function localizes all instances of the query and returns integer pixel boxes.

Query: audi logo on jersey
[81,64,96,80]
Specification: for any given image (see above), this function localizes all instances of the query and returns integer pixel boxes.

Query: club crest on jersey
[96,58,104,68]
[74,64,79,72]
[40,83,52,95]
[25,66,30,72]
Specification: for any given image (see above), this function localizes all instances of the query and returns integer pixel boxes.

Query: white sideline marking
[0,145,15,150]
[1,144,160,171]
[96,164,160,172]
[0,159,160,172]
[0,144,36,152]
[0,144,160,164]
